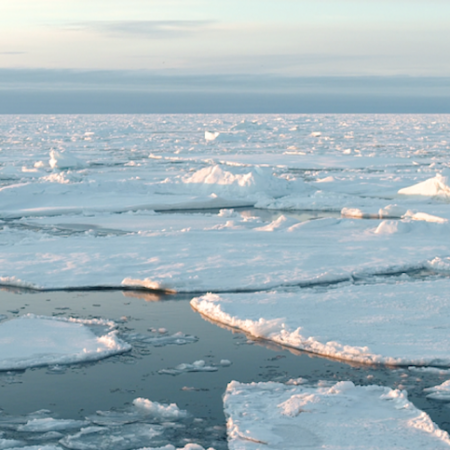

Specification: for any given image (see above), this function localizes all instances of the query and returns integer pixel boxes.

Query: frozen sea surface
[1,114,450,292]
[2,114,450,447]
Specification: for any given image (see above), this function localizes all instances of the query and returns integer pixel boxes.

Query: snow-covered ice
[0,114,450,293]
[2,113,450,446]
[0,314,131,370]
[191,279,450,366]
[424,381,450,401]
[224,380,450,449]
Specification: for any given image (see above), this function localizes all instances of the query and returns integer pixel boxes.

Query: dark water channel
[1,289,450,448]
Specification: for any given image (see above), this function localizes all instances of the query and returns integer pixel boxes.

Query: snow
[3,114,450,446]
[0,314,131,371]
[398,173,450,200]
[1,114,450,293]
[224,380,450,449]
[191,279,450,366]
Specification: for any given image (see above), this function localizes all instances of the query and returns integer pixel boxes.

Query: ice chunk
[374,220,412,234]
[191,280,450,366]
[224,380,450,449]
[374,219,449,235]
[0,437,25,448]
[204,131,246,142]
[133,399,188,420]
[17,418,88,432]
[177,165,291,199]
[398,173,450,200]
[59,423,164,450]
[403,210,448,223]
[158,360,218,376]
[0,314,131,371]
[255,215,299,232]
[49,149,86,170]
[424,380,450,401]
[379,204,407,218]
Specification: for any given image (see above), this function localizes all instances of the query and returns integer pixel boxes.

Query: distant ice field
[1,114,450,293]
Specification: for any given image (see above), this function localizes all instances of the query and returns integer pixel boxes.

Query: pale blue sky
[1,0,450,76]
[1,1,450,112]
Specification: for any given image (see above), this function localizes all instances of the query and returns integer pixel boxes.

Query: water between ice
[1,289,450,449]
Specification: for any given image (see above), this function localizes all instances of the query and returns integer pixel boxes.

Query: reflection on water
[0,289,449,447]
[122,290,166,302]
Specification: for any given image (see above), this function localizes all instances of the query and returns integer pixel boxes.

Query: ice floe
[424,381,450,401]
[159,360,218,376]
[0,314,130,371]
[224,380,450,449]
[0,398,213,450]
[191,279,450,366]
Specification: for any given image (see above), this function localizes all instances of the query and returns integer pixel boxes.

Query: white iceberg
[224,380,450,449]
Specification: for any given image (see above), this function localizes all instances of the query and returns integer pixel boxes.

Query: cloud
[73,20,215,39]
[0,51,26,55]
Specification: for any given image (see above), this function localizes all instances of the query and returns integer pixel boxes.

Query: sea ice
[424,380,450,401]
[0,314,131,371]
[59,423,164,450]
[158,360,218,376]
[398,172,450,200]
[191,279,450,366]
[224,380,450,449]
[17,418,88,432]
[133,399,189,421]
[120,331,198,347]
[49,149,86,170]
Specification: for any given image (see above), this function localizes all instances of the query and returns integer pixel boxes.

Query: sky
[1,0,450,112]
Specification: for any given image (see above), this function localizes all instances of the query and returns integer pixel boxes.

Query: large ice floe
[0,314,130,370]
[191,278,450,366]
[224,380,450,449]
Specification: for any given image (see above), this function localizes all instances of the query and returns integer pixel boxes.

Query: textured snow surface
[1,114,450,291]
[224,380,450,450]
[0,314,131,370]
[191,279,450,366]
